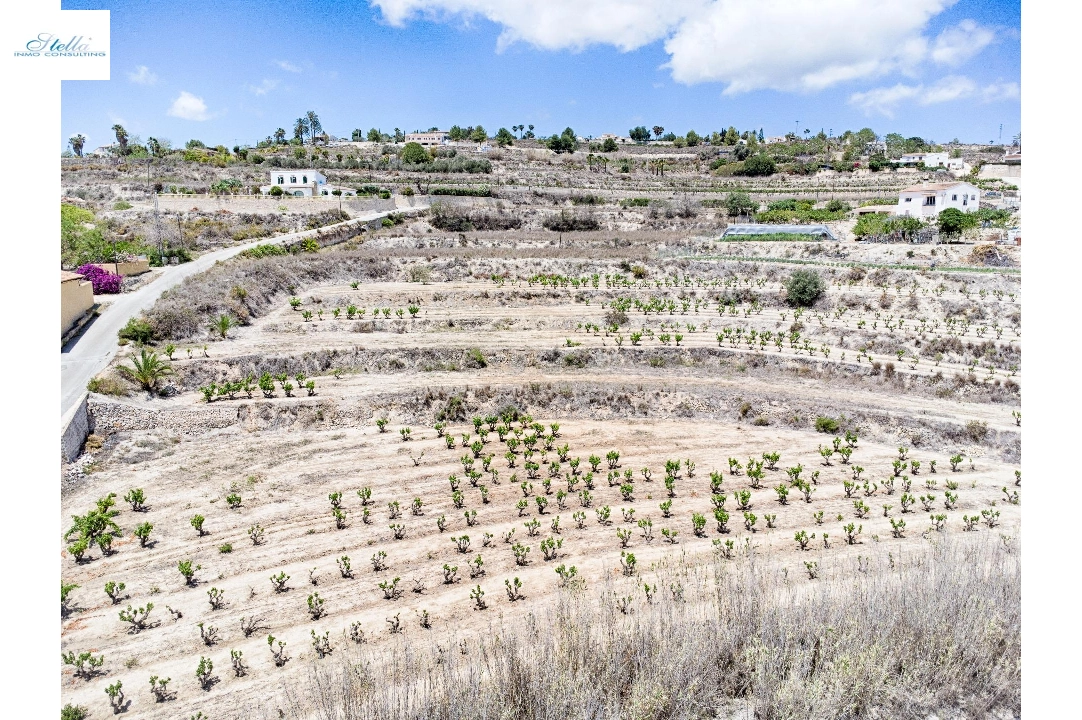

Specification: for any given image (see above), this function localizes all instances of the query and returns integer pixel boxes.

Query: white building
[764,136,788,144]
[260,170,355,197]
[898,152,949,168]
[405,131,448,146]
[896,182,980,219]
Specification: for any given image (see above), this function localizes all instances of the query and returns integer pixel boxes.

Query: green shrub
[240,243,288,259]
[430,186,491,197]
[784,269,825,306]
[466,348,487,369]
[723,191,758,217]
[815,416,839,434]
[853,213,923,240]
[61,705,89,720]
[737,155,776,176]
[938,207,979,235]
[118,317,156,344]
[400,142,430,164]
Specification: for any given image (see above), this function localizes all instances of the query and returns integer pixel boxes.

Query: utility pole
[153,194,163,260]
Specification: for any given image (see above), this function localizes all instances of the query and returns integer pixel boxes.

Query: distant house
[898,152,948,168]
[896,181,980,219]
[260,170,356,197]
[765,136,788,144]
[87,144,117,157]
[405,131,449,146]
[61,270,94,337]
[598,133,632,144]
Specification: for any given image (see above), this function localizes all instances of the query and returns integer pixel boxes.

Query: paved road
[60,207,423,420]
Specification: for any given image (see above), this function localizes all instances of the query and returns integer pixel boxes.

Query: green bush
[61,705,89,720]
[240,243,288,259]
[738,155,776,176]
[938,207,979,235]
[815,416,839,434]
[853,213,923,239]
[269,185,284,197]
[430,186,491,197]
[400,142,431,164]
[784,269,825,306]
[118,317,155,344]
[724,191,758,218]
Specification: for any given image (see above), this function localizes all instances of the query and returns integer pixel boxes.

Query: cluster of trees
[351,128,405,143]
[448,125,490,143]
[627,126,765,147]
[546,127,579,154]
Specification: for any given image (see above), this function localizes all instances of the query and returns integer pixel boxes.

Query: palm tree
[211,314,236,339]
[69,134,86,157]
[118,348,173,391]
[112,124,129,154]
[306,111,322,141]
[652,126,664,140]
[273,128,286,144]
[294,118,309,143]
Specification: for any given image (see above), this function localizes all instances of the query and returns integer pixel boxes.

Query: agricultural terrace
[62,149,1021,719]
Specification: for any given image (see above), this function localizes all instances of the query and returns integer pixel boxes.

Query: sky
[60,0,1020,151]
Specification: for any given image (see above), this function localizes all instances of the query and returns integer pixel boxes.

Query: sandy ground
[63,244,1021,718]
[61,414,1020,718]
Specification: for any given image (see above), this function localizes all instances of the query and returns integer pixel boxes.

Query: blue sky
[61,0,1020,151]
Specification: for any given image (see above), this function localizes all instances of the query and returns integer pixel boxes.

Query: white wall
[896,183,980,218]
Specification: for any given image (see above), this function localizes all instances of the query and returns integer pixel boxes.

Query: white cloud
[931,19,996,65]
[248,78,279,96]
[848,75,1014,117]
[919,75,976,104]
[981,81,1020,103]
[127,65,157,85]
[372,0,700,52]
[275,59,303,72]
[663,1,950,93]
[368,0,1010,94]
[167,91,210,121]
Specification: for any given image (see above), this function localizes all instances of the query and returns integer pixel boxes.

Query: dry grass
[279,535,1019,720]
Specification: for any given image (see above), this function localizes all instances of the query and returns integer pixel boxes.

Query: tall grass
[279,536,1019,719]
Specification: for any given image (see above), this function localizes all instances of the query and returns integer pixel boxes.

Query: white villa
[898,152,949,168]
[260,170,355,197]
[896,182,981,219]
[405,131,449,146]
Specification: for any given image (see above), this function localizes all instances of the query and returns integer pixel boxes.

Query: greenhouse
[721,224,839,241]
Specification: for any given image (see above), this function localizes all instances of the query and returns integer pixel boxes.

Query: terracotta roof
[61,270,85,282]
[900,182,973,193]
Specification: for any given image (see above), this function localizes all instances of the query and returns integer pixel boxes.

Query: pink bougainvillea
[75,264,123,294]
